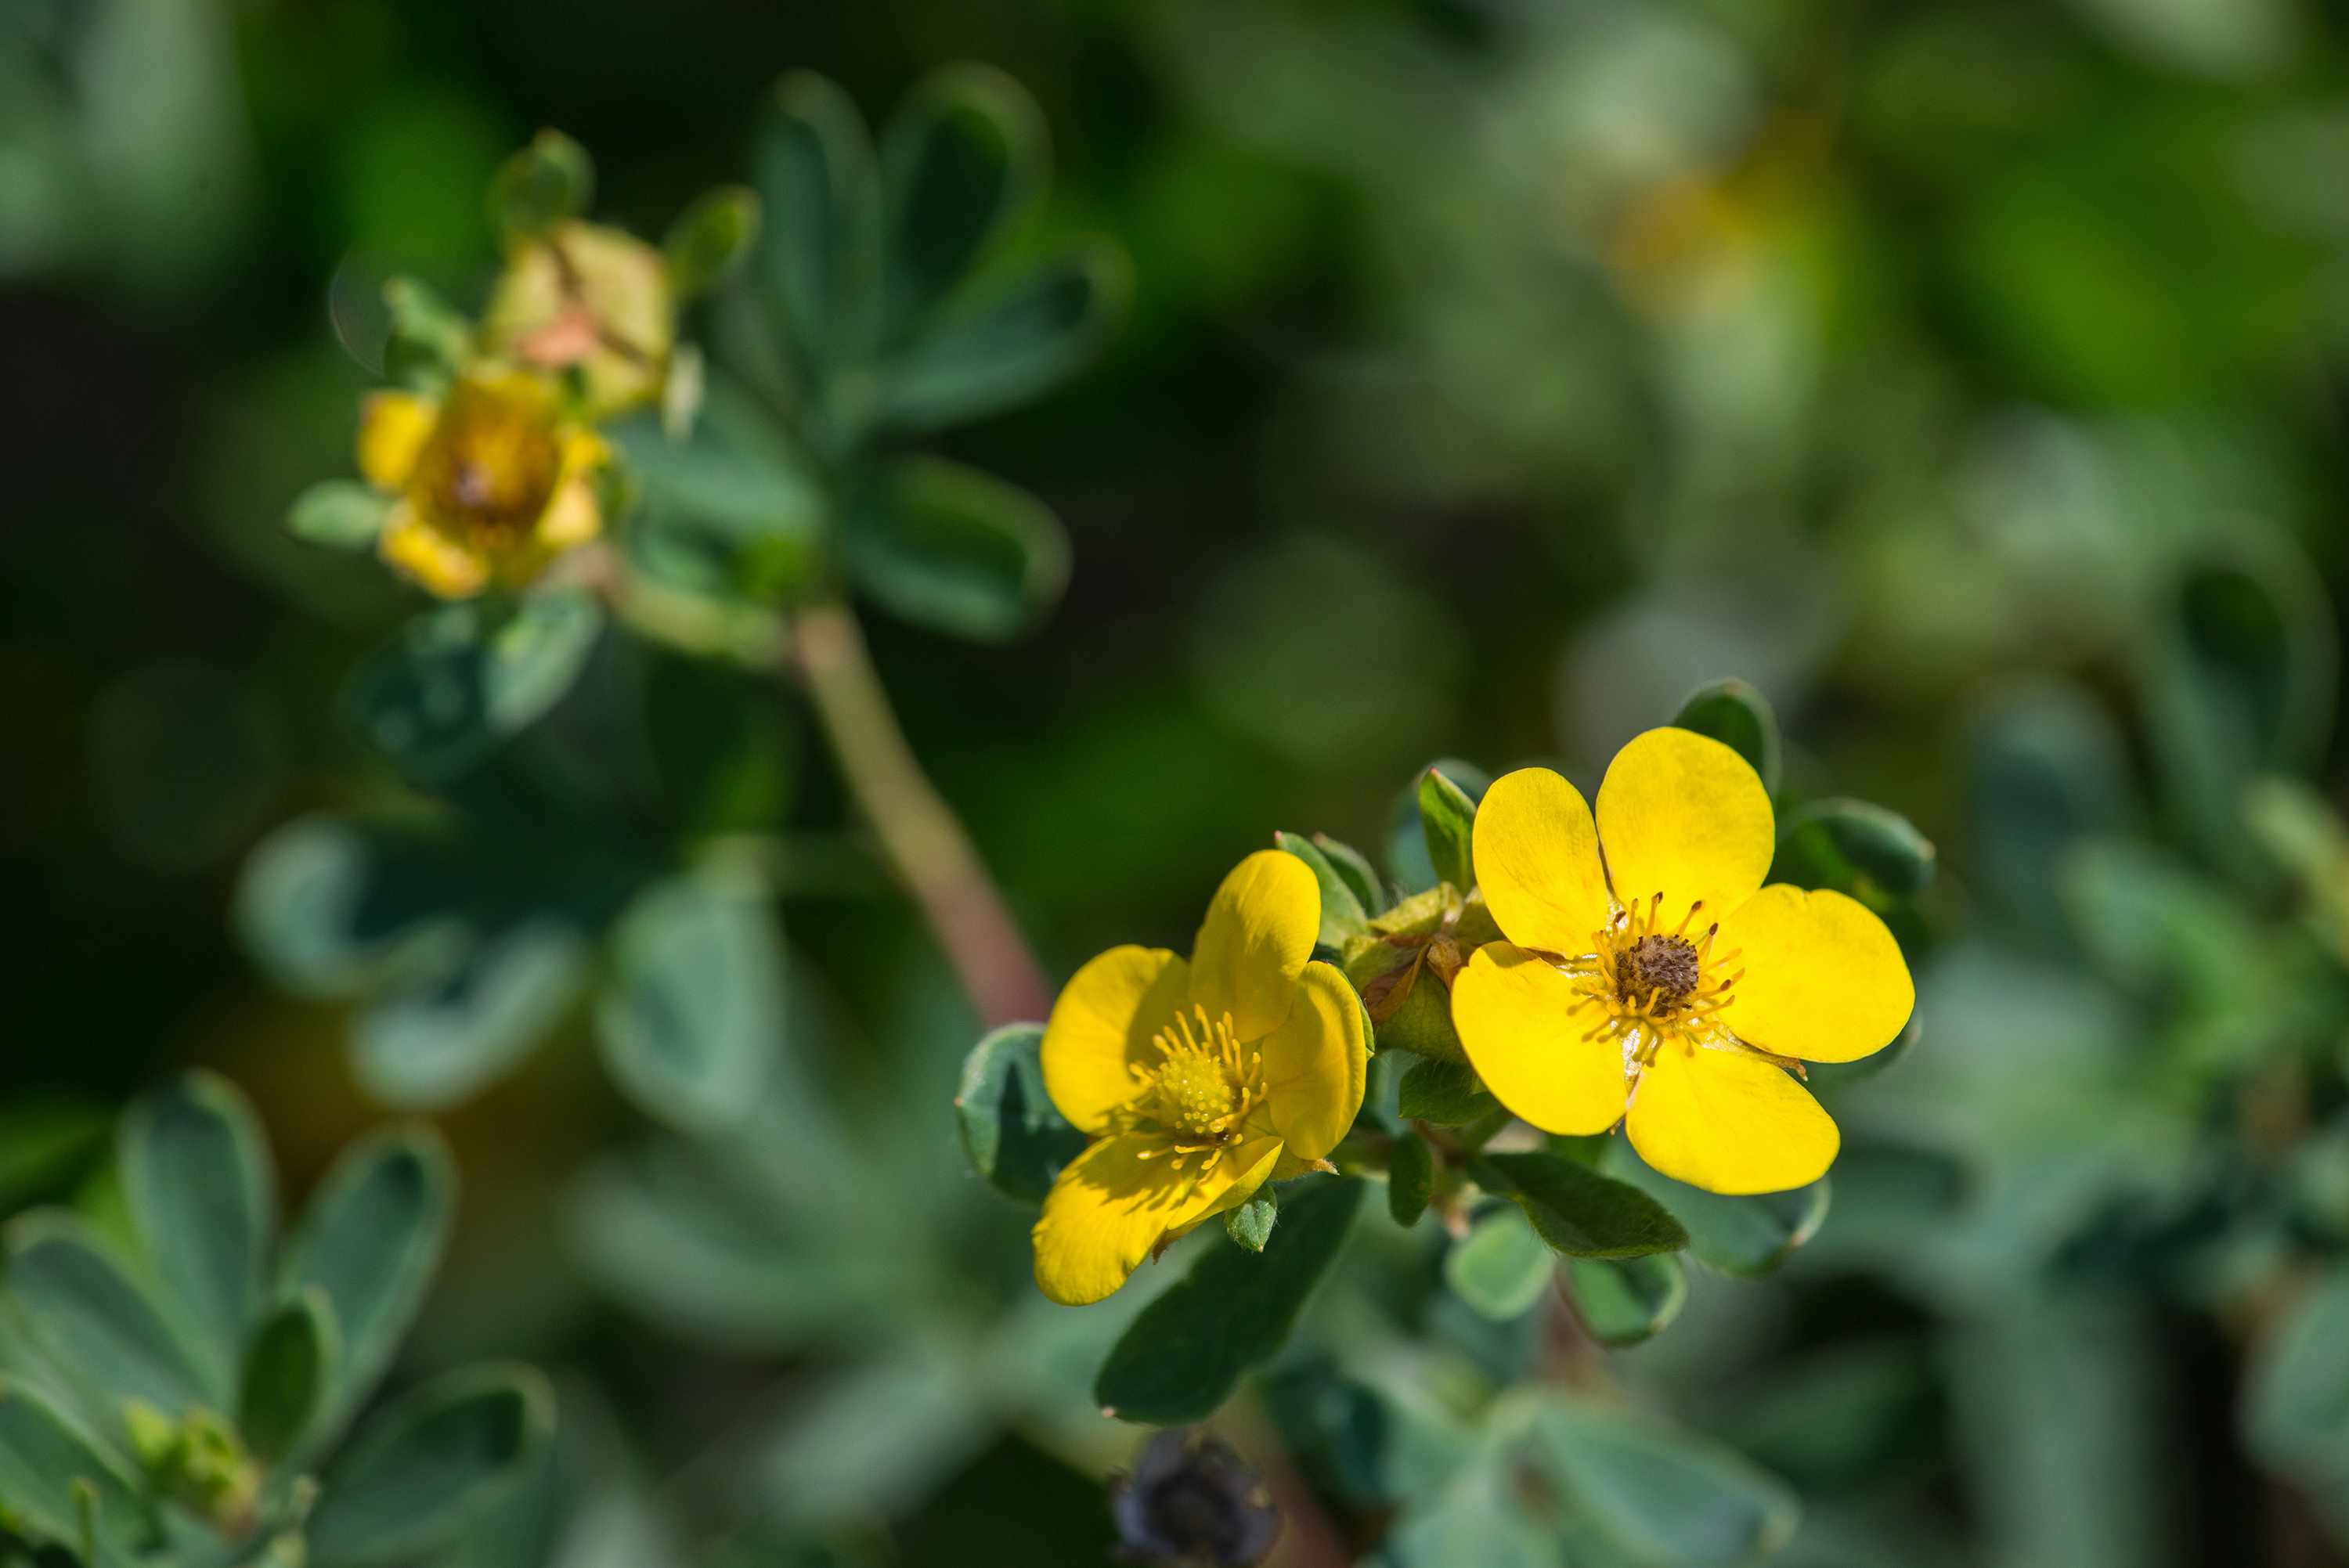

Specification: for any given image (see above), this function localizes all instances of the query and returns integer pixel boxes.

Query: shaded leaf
[843,456,1069,642]
[1444,1206,1553,1321]
[955,1023,1087,1206]
[1673,679,1782,797]
[1564,1254,1687,1347]
[349,914,591,1110]
[875,245,1127,431]
[0,1384,142,1566]
[1387,1131,1434,1227]
[666,186,761,301]
[1312,834,1385,917]
[1526,1400,1800,1566]
[489,130,594,244]
[280,1129,454,1443]
[121,1073,276,1390]
[4,1214,216,1420]
[755,70,879,378]
[1095,1178,1364,1424]
[1473,1152,1688,1260]
[1262,1359,1477,1510]
[878,63,1045,336]
[346,592,606,786]
[1398,1058,1496,1127]
[1773,798,1937,903]
[1602,1142,1828,1275]
[288,480,391,550]
[1276,831,1372,947]
[308,1365,554,1568]
[597,875,783,1134]
[240,1289,336,1464]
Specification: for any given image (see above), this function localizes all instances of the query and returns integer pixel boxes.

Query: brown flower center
[1620,932,1700,1005]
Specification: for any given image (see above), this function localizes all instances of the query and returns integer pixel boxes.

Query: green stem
[790,601,1055,1026]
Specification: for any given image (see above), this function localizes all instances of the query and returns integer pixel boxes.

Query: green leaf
[346,592,606,786]
[1472,1151,1689,1260]
[1262,1360,1476,1510]
[234,818,464,999]
[239,1289,336,1464]
[1224,1188,1279,1253]
[307,1365,554,1568]
[121,1073,276,1392]
[666,185,761,301]
[0,1384,143,1566]
[1527,1400,1800,1566]
[1094,1178,1364,1425]
[955,1023,1087,1206]
[0,1095,110,1215]
[1965,681,2134,940]
[1276,831,1371,946]
[4,1214,216,1421]
[381,278,474,391]
[874,244,1127,431]
[1378,1462,1566,1568]
[596,875,783,1134]
[1564,1254,1687,1347]
[1388,759,1492,896]
[1672,679,1781,797]
[1398,1058,1498,1127]
[288,480,392,550]
[755,70,879,380]
[1387,1131,1434,1227]
[877,63,1045,337]
[349,914,591,1109]
[280,1129,453,1441]
[1444,1206,1553,1321]
[2246,1266,2349,1478]
[1418,768,1478,892]
[843,456,1070,643]
[1312,834,1385,916]
[1773,798,1937,903]
[489,130,594,244]
[1600,1142,1827,1274]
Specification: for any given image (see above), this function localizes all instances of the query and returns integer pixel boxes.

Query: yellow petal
[1474,767,1613,956]
[534,474,603,551]
[1041,946,1189,1133]
[1596,727,1774,922]
[377,504,489,599]
[1189,849,1318,1041]
[1716,885,1913,1063]
[1258,960,1368,1161]
[1450,943,1629,1136]
[1157,1136,1284,1244]
[1030,1133,1278,1306]
[357,392,438,490]
[1626,1044,1836,1195]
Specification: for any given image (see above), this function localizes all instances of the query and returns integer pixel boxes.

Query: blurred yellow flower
[1033,851,1369,1305]
[482,221,674,418]
[1453,729,1912,1195]
[357,369,608,599]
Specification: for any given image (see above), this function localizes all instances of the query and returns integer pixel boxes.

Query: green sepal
[1276,831,1372,947]
[489,129,594,246]
[666,185,762,301]
[288,480,392,550]
[1224,1187,1279,1253]
[1338,887,1499,1062]
[1417,767,1478,893]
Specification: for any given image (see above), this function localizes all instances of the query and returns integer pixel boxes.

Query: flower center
[415,380,561,544]
[1111,1005,1265,1162]
[1572,892,1745,1063]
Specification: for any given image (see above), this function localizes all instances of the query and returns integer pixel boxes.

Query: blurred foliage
[13,0,2349,1564]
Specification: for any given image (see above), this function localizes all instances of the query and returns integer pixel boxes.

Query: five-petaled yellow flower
[1034,851,1369,1305]
[357,367,608,599]
[1452,728,1914,1195]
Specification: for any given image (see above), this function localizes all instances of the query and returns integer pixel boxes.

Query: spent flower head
[356,366,609,599]
[1453,727,1914,1193]
[1034,850,1368,1304]
[1111,1429,1282,1566]
[483,219,675,420]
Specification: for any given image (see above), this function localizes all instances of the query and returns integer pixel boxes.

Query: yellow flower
[482,221,674,419]
[1033,851,1369,1305]
[357,369,608,599]
[1452,728,1913,1195]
